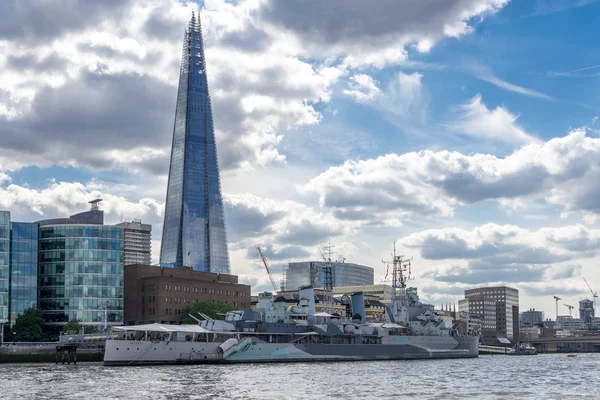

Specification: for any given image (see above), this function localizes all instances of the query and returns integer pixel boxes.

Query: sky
[1,0,600,320]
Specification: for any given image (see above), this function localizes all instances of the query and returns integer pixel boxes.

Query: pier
[55,344,77,364]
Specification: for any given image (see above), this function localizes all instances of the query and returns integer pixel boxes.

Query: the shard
[160,12,230,274]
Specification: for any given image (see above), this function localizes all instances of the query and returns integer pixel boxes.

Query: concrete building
[459,286,519,344]
[333,284,396,303]
[124,264,251,325]
[520,309,544,327]
[115,220,151,265]
[283,261,373,291]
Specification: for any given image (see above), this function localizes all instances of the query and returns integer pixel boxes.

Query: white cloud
[447,94,539,144]
[303,129,600,224]
[342,74,381,103]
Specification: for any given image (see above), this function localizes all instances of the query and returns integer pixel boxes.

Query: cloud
[521,0,598,18]
[447,94,539,144]
[379,72,427,120]
[476,72,553,100]
[0,179,164,226]
[224,193,356,250]
[0,0,509,174]
[257,0,509,68]
[400,223,597,294]
[304,129,600,223]
[342,74,381,103]
[400,223,600,263]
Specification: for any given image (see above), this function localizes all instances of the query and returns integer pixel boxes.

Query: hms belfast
[104,245,479,365]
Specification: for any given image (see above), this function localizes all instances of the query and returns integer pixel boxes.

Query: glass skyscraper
[37,206,124,332]
[0,212,9,325]
[9,222,38,325]
[160,13,230,274]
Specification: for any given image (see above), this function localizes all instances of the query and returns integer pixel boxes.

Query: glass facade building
[38,224,124,329]
[0,212,9,324]
[160,13,230,274]
[9,222,38,325]
[284,262,374,291]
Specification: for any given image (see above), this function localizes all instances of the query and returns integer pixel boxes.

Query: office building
[9,222,39,326]
[459,286,519,344]
[115,220,151,265]
[579,299,595,322]
[123,264,251,325]
[160,13,230,274]
[520,309,544,328]
[0,212,9,330]
[283,261,374,291]
[37,200,124,333]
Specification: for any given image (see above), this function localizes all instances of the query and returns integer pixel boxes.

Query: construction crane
[583,277,598,308]
[564,304,574,317]
[257,246,278,293]
[553,296,561,320]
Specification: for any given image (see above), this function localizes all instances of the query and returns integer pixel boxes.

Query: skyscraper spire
[160,12,230,274]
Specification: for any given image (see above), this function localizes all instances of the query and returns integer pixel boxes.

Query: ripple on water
[1,354,600,399]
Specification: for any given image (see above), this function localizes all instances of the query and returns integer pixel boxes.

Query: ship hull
[220,335,478,363]
[104,335,478,366]
[103,340,222,366]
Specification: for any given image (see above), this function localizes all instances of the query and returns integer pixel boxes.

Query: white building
[115,219,151,265]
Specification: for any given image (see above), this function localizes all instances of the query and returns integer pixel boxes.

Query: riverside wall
[0,343,104,363]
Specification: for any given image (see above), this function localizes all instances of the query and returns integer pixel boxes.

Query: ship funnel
[298,285,316,315]
[351,292,367,322]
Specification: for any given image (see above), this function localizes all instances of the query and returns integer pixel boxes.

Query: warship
[104,246,479,365]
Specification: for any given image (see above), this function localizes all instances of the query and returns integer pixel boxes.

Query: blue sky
[2,0,600,318]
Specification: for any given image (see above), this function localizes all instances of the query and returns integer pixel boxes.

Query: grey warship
[104,245,478,365]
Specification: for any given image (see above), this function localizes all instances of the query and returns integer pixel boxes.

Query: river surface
[0,354,598,399]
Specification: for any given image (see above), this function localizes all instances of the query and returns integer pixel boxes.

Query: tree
[180,300,237,324]
[12,307,46,342]
[62,319,82,334]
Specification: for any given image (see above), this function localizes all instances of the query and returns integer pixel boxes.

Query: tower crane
[553,296,561,320]
[257,246,278,293]
[564,304,574,317]
[583,277,598,309]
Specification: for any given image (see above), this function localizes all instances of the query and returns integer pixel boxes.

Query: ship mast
[382,242,413,296]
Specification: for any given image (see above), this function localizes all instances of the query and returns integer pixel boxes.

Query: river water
[0,354,598,399]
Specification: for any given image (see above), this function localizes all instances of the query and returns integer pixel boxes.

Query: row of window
[42,310,123,323]
[40,226,123,240]
[39,286,123,299]
[39,298,124,310]
[40,262,123,275]
[40,238,122,251]
[39,274,123,287]
[39,250,123,263]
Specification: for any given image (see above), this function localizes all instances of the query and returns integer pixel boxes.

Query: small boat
[567,354,577,357]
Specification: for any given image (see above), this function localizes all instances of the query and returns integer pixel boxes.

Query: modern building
[459,286,519,344]
[37,200,124,334]
[579,299,595,322]
[520,308,544,328]
[283,261,374,291]
[160,13,230,274]
[115,220,151,265]
[0,212,9,334]
[123,264,251,325]
[333,284,396,303]
[9,222,38,326]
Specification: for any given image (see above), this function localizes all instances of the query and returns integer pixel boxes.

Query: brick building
[124,264,251,325]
